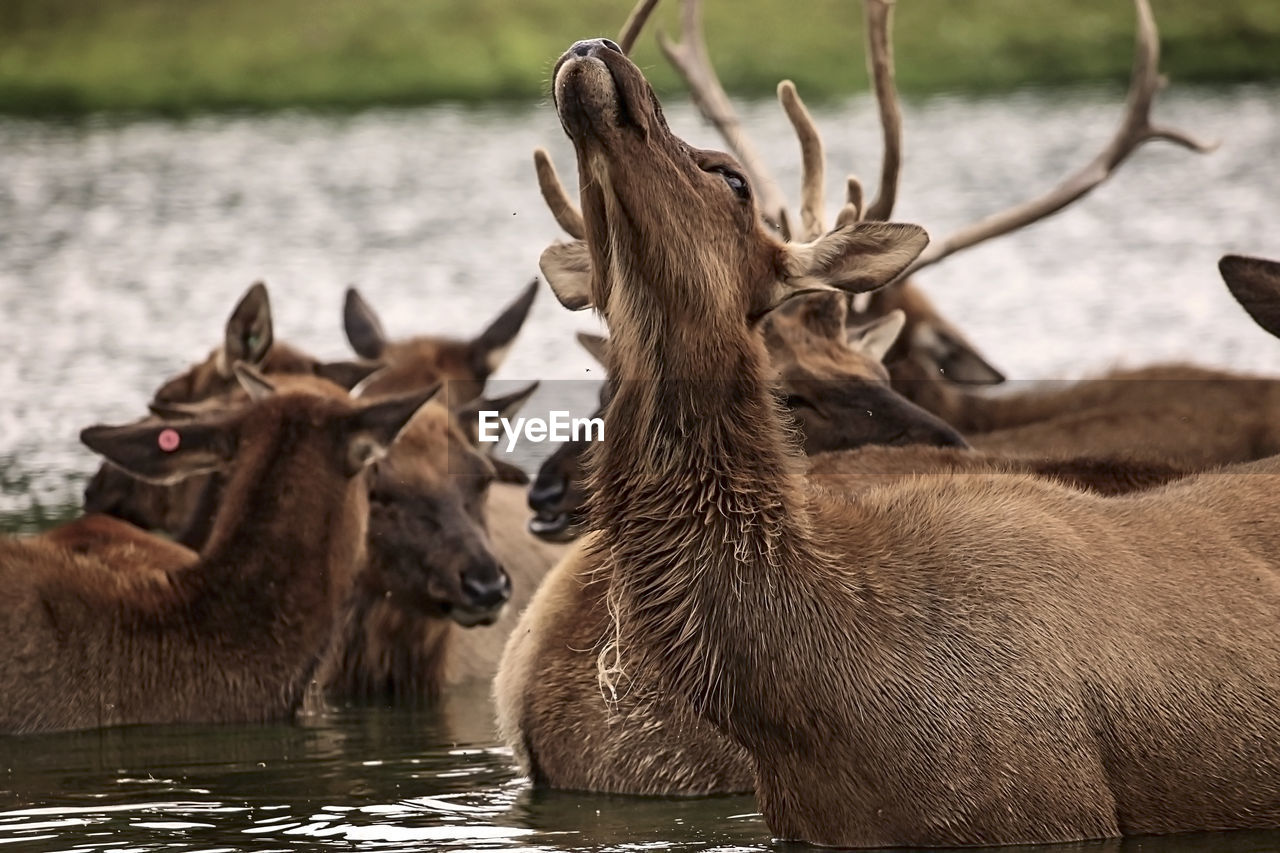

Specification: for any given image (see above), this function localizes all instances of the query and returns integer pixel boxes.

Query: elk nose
[569,38,623,58]
[460,565,511,612]
[528,473,567,513]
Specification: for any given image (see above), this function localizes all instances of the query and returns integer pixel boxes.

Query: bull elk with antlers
[499,11,1280,843]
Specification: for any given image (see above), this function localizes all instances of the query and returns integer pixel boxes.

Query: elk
[526,298,962,541]
[524,295,1192,544]
[509,33,1280,847]
[1,367,434,734]
[503,303,1187,797]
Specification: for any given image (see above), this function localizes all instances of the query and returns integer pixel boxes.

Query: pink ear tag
[158,428,181,453]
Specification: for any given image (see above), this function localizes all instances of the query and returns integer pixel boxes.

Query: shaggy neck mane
[586,263,825,722]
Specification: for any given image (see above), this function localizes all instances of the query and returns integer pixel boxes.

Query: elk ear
[223,282,274,371]
[148,400,210,420]
[575,331,610,365]
[453,381,540,448]
[540,242,594,311]
[343,287,389,359]
[342,384,441,474]
[1220,254,1280,339]
[314,359,384,391]
[81,416,236,486]
[912,323,1005,385]
[233,363,276,401]
[472,279,538,375]
[780,223,929,304]
[847,310,906,363]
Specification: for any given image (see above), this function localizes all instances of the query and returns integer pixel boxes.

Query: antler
[617,0,663,54]
[860,0,901,222]
[902,0,1216,278]
[533,148,586,239]
[778,81,825,241]
[657,0,789,228]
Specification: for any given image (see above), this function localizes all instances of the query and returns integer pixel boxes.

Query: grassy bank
[0,0,1278,115]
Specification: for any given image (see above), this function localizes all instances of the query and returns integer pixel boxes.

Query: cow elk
[344,278,538,407]
[2,367,435,733]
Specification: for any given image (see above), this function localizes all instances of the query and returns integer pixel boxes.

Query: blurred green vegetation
[0,0,1277,115]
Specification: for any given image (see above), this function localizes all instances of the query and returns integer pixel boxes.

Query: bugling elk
[497,0,1280,845]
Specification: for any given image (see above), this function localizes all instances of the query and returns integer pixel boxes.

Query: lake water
[2,85,1279,851]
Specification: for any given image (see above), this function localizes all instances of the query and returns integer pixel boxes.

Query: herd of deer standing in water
[4,0,1279,848]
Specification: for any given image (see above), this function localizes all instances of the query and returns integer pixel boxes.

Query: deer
[84,281,382,543]
[527,298,962,540]
[336,302,569,696]
[502,27,1280,847]
[1,366,435,734]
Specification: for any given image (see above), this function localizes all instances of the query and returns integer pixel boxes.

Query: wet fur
[1,395,372,734]
[534,43,1280,847]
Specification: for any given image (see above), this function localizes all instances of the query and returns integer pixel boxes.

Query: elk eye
[714,167,750,201]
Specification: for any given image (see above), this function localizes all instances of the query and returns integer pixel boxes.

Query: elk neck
[586,262,834,724]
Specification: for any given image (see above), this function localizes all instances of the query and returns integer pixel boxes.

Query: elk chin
[554,44,651,149]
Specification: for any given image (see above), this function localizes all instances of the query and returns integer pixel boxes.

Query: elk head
[363,401,511,626]
[344,279,538,406]
[763,292,967,453]
[152,281,380,403]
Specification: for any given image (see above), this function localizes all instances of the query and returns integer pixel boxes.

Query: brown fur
[85,279,538,701]
[894,355,1280,464]
[499,442,1189,797]
[1,389,428,734]
[523,43,1280,846]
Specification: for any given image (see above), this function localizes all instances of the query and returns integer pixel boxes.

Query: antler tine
[903,0,1217,278]
[835,176,865,229]
[618,0,663,54]
[658,0,789,228]
[533,147,586,240]
[862,0,902,222]
[778,80,826,241]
